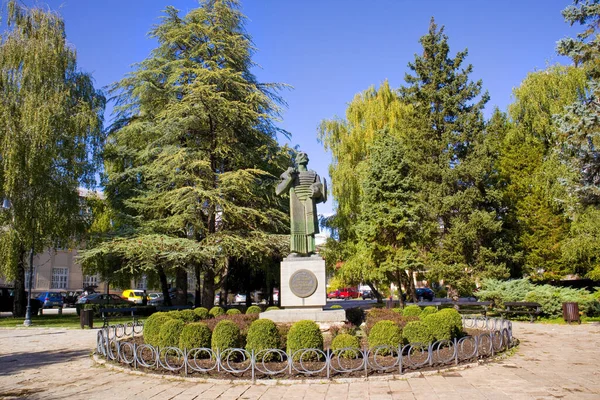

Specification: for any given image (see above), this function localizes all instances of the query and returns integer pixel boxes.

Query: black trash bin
[80,309,94,329]
[562,302,580,324]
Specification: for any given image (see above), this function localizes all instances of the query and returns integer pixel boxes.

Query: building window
[136,275,147,290]
[25,267,36,290]
[83,275,98,288]
[51,267,68,289]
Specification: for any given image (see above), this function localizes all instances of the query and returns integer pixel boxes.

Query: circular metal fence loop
[491,331,503,351]
[457,336,477,360]
[123,322,136,337]
[159,347,185,371]
[186,347,218,372]
[253,349,289,375]
[404,343,430,368]
[106,340,119,361]
[219,348,252,374]
[329,347,365,373]
[134,321,144,334]
[119,341,136,365]
[433,339,456,364]
[135,344,157,368]
[462,317,475,329]
[501,328,511,349]
[96,331,107,356]
[367,345,400,371]
[477,334,493,357]
[291,349,328,375]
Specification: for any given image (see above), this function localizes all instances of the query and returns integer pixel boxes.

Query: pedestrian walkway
[0,322,598,399]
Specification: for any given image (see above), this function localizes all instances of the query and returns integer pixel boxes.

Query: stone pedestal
[259,255,345,324]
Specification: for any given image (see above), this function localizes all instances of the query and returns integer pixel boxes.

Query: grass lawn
[0,314,142,329]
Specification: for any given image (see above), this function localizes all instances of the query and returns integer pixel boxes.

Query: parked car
[148,292,162,301]
[361,289,374,300]
[64,291,83,307]
[77,293,130,306]
[338,287,360,300]
[234,293,246,304]
[121,289,147,305]
[150,291,194,306]
[0,286,42,315]
[37,291,64,309]
[402,288,435,302]
[327,289,341,299]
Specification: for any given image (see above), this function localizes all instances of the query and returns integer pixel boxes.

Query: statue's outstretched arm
[276,167,295,196]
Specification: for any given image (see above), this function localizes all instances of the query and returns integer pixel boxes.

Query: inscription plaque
[289,269,318,298]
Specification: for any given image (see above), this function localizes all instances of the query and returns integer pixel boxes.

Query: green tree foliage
[79,0,290,308]
[0,2,105,316]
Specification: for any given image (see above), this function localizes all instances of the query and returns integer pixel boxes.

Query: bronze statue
[276,152,327,255]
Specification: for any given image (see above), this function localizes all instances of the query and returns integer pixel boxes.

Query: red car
[327,290,341,299]
[338,287,360,300]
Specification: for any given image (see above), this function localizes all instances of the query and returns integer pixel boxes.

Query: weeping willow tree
[80,0,290,308]
[0,2,105,316]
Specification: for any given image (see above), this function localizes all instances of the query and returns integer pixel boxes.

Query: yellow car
[121,289,147,305]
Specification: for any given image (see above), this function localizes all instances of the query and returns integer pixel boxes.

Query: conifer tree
[0,2,105,316]
[80,0,290,308]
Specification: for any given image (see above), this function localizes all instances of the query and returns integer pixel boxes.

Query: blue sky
[2,0,579,216]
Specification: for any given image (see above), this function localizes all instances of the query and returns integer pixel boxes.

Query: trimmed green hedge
[165,309,199,323]
[330,304,343,309]
[211,319,240,352]
[226,308,241,315]
[420,306,438,318]
[423,308,462,341]
[209,306,225,317]
[194,307,210,320]
[246,305,262,315]
[402,320,434,345]
[402,305,422,317]
[179,322,211,350]
[245,319,281,360]
[266,306,279,311]
[157,319,185,348]
[286,320,323,360]
[331,333,360,359]
[144,312,173,346]
[368,320,402,354]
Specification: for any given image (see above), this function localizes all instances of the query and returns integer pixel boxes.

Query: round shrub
[211,319,240,352]
[368,320,402,354]
[424,308,463,341]
[157,319,185,348]
[179,322,212,350]
[246,305,262,315]
[226,308,241,315]
[178,309,200,322]
[402,305,422,317]
[330,304,343,309]
[286,320,323,360]
[209,306,225,318]
[345,307,365,326]
[420,306,438,318]
[144,312,173,346]
[194,307,210,320]
[402,320,434,345]
[266,306,279,311]
[246,319,281,360]
[331,333,360,359]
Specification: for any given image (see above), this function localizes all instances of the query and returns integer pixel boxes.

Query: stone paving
[0,321,599,399]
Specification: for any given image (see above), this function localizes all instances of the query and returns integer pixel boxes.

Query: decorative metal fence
[95,316,513,381]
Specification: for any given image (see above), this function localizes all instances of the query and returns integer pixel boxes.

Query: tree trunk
[367,282,384,303]
[396,271,405,308]
[201,266,215,309]
[174,267,188,305]
[13,250,27,317]
[157,264,171,306]
[408,270,418,302]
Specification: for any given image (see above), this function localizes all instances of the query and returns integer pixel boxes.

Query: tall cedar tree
[79,0,290,308]
[0,2,105,316]
[399,18,507,295]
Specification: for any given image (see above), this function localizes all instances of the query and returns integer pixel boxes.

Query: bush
[330,323,357,339]
[246,319,281,360]
[209,306,225,317]
[368,320,402,354]
[179,322,212,350]
[246,305,262,315]
[330,304,343,309]
[420,306,438,318]
[266,306,279,311]
[423,308,463,341]
[144,312,173,346]
[525,285,593,318]
[402,305,422,317]
[345,307,365,326]
[194,307,210,320]
[157,319,185,348]
[277,324,291,350]
[331,333,360,358]
[286,320,323,360]
[174,309,200,323]
[226,308,241,315]
[402,321,434,345]
[365,308,419,335]
[211,320,240,352]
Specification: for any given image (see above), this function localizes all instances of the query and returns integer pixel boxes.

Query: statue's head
[297,152,309,166]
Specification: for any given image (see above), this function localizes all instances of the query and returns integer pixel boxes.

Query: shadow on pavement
[0,348,89,376]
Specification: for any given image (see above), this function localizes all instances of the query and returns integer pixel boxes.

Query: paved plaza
[0,321,599,399]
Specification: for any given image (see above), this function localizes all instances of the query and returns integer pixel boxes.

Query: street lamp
[2,198,35,327]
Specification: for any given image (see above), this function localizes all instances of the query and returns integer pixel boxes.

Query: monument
[260,152,345,323]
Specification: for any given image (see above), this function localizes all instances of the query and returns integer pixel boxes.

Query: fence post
[398,345,403,375]
[454,338,459,366]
